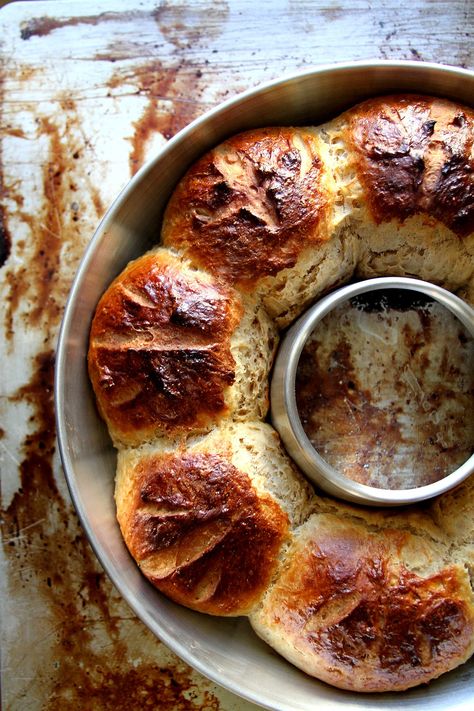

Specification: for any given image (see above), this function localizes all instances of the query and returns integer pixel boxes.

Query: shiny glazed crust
[347,95,473,235]
[88,250,242,446]
[161,126,334,287]
[88,95,474,692]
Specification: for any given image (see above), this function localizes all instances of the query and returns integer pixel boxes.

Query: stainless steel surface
[55,62,474,710]
[271,277,474,507]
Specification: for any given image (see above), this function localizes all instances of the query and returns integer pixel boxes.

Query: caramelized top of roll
[346,95,474,235]
[116,449,289,615]
[251,513,474,692]
[162,127,332,287]
[88,250,242,446]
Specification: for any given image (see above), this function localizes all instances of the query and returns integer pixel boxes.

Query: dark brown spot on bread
[120,452,289,615]
[88,251,242,445]
[322,571,468,673]
[349,96,474,236]
[162,127,329,286]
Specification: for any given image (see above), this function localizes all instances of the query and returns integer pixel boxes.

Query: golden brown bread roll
[88,94,474,693]
[250,509,474,692]
[88,249,276,445]
[161,126,354,328]
[323,95,474,291]
[346,95,473,234]
[115,422,314,615]
[161,127,334,287]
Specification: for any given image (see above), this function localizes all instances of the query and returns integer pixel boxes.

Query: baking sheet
[1,1,472,708]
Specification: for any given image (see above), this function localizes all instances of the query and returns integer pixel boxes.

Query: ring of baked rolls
[88,95,474,693]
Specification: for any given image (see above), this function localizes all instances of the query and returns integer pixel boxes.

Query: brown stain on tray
[0,200,11,267]
[48,663,223,710]
[106,60,211,175]
[2,99,105,343]
[153,1,230,50]
[20,2,229,50]
[91,3,233,175]
[20,10,152,40]
[0,74,11,267]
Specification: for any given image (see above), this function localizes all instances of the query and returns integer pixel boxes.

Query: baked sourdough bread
[88,95,474,692]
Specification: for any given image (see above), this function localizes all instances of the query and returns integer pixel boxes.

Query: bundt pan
[56,61,474,709]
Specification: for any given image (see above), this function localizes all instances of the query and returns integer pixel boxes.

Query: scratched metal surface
[0,1,472,709]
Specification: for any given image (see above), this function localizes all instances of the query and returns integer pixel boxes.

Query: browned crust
[254,515,474,691]
[347,95,474,236]
[162,127,330,287]
[88,251,242,445]
[119,451,290,615]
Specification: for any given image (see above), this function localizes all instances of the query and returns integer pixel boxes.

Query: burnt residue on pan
[125,61,206,173]
[0,200,10,267]
[20,10,151,41]
[48,664,223,709]
[2,99,106,344]
[296,297,474,489]
[0,97,11,268]
[105,59,230,175]
[153,1,230,51]
[20,1,229,51]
